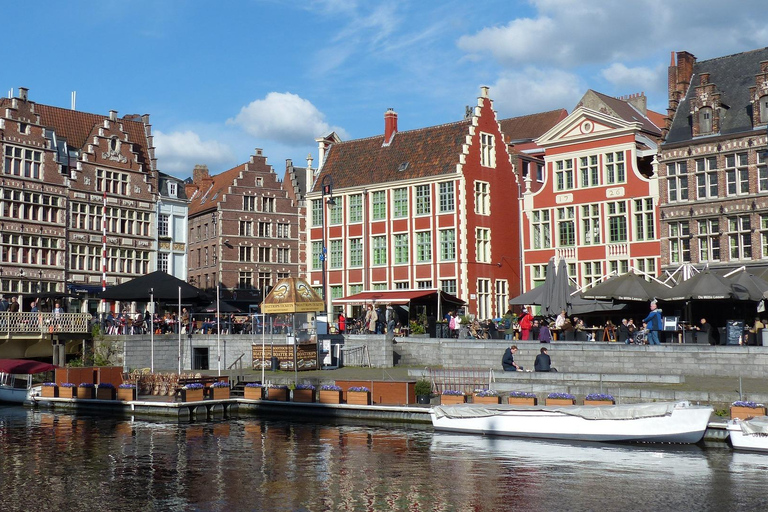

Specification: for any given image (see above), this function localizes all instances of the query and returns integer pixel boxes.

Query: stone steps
[407,368,684,386]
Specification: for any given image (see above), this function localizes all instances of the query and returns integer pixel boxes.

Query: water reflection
[0,406,767,511]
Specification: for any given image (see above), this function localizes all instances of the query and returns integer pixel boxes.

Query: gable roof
[187,163,245,216]
[499,109,568,142]
[666,47,768,144]
[580,90,662,136]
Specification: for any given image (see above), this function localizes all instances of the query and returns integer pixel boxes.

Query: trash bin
[270,356,280,371]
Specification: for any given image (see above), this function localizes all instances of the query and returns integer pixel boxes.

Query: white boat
[430,401,713,444]
[727,416,768,452]
[0,359,57,404]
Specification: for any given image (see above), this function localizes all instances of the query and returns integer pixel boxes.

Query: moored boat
[0,359,57,404]
[727,417,768,452]
[430,401,713,444]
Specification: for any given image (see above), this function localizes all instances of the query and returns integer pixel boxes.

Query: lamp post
[212,211,221,376]
[320,175,335,315]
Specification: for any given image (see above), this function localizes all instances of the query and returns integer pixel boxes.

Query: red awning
[0,359,57,374]
[333,289,465,306]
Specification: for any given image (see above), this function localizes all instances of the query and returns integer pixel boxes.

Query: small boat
[0,359,57,404]
[727,416,768,452]
[430,401,713,444]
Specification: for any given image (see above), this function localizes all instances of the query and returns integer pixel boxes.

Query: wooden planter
[473,395,501,405]
[267,388,289,401]
[731,406,767,420]
[508,396,537,406]
[292,389,315,403]
[41,386,58,398]
[441,394,467,405]
[584,400,615,406]
[546,398,576,406]
[244,387,264,400]
[77,386,95,399]
[117,388,137,401]
[59,386,76,399]
[211,387,230,400]
[347,391,371,405]
[180,388,204,402]
[319,390,342,404]
[96,388,115,400]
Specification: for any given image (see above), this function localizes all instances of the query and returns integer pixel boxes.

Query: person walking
[364,305,378,334]
[642,299,663,345]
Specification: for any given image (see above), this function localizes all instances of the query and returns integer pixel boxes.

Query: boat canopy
[740,417,768,435]
[0,359,57,374]
[433,402,678,421]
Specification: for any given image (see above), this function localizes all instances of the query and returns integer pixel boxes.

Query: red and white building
[521,90,665,291]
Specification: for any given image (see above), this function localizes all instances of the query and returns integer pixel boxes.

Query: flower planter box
[292,389,315,403]
[347,391,371,405]
[508,397,537,406]
[267,388,289,401]
[731,406,767,420]
[584,400,614,406]
[473,395,501,405]
[180,388,204,402]
[41,386,58,398]
[117,388,137,401]
[440,394,467,405]
[211,387,230,400]
[244,387,264,400]
[96,388,115,400]
[59,386,76,399]
[319,390,342,404]
[77,387,95,399]
[546,398,575,406]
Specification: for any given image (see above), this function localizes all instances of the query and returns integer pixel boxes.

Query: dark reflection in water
[1,406,767,511]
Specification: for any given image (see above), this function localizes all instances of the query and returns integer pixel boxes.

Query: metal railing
[0,312,92,334]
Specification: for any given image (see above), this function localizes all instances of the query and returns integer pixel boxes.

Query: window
[260,197,275,213]
[330,239,343,269]
[239,271,253,289]
[349,194,363,223]
[439,229,456,261]
[536,163,544,182]
[349,283,363,296]
[605,151,625,184]
[532,210,551,249]
[439,182,455,213]
[258,272,271,292]
[494,280,508,318]
[698,219,720,262]
[372,191,386,220]
[329,201,342,225]
[372,236,387,265]
[276,247,290,264]
[579,155,599,187]
[607,201,627,243]
[759,153,768,192]
[695,157,718,199]
[276,223,290,238]
[415,185,431,215]
[729,215,752,260]
[258,222,271,238]
[311,241,322,270]
[477,278,491,319]
[476,228,490,263]
[4,146,41,179]
[256,177,263,187]
[582,261,602,289]
[243,196,256,211]
[96,169,129,195]
[699,106,713,134]
[557,207,575,246]
[393,188,408,218]
[239,246,253,262]
[581,204,600,245]
[311,199,323,227]
[440,279,457,295]
[761,95,768,126]
[394,234,409,264]
[474,181,490,215]
[669,221,691,263]
[635,258,656,277]
[168,182,177,198]
[532,264,547,289]
[157,253,169,273]
[480,132,496,167]
[416,231,432,263]
[395,281,409,289]
[666,162,688,202]
[349,238,363,267]
[330,285,343,301]
[555,159,574,191]
[417,280,433,289]
[258,247,271,263]
[633,198,655,241]
[158,214,170,237]
[608,260,629,275]
[761,214,768,258]
[239,220,252,237]
[725,153,749,196]
[373,283,387,291]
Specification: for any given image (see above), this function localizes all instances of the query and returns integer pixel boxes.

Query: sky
[4,0,768,179]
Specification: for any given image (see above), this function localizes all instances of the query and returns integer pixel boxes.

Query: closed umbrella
[542,258,571,317]
[582,270,669,302]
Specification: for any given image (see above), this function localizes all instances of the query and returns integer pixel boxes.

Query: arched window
[699,107,713,134]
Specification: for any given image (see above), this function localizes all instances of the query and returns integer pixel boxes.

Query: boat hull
[430,402,713,444]
[727,419,768,452]
[0,385,34,404]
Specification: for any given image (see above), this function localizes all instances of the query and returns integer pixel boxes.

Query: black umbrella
[508,285,547,306]
[581,270,670,302]
[661,269,749,301]
[542,259,571,317]
[98,271,208,302]
[196,301,242,314]
[725,269,768,302]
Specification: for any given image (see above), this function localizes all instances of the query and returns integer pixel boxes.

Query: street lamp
[320,175,335,314]
[211,211,222,376]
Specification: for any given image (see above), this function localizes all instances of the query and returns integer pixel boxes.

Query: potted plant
[180,383,204,402]
[292,384,316,403]
[473,388,501,405]
[117,383,137,401]
[546,392,576,406]
[77,382,95,399]
[319,384,343,404]
[415,379,432,405]
[41,382,58,398]
[96,382,116,400]
[210,381,230,400]
[244,383,264,400]
[584,393,615,406]
[440,389,467,405]
[59,382,76,399]
[267,384,289,401]
[730,400,767,420]
[347,386,371,405]
[508,391,537,406]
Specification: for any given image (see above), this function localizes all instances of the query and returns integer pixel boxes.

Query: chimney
[193,164,210,184]
[625,92,647,115]
[306,153,314,195]
[480,86,489,98]
[18,87,28,101]
[109,110,118,121]
[384,108,398,145]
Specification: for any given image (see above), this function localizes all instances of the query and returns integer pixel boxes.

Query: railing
[427,367,493,395]
[0,312,92,334]
[340,345,370,367]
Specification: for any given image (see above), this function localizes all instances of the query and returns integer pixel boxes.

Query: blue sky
[4,0,768,178]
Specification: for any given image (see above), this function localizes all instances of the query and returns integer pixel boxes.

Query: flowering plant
[585,393,614,402]
[245,382,263,388]
[78,383,95,388]
[211,381,229,388]
[296,384,316,390]
[547,392,575,400]
[60,382,75,388]
[183,383,204,390]
[509,391,537,398]
[442,389,464,396]
[348,386,370,393]
[98,383,115,389]
[320,384,342,391]
[42,382,56,387]
[474,389,499,397]
[118,383,136,389]
[732,401,765,408]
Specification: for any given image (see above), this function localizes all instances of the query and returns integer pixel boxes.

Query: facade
[523,90,664,291]
[306,87,561,320]
[185,150,302,303]
[660,48,768,278]
[156,171,189,280]
[1,88,158,313]
[283,156,314,276]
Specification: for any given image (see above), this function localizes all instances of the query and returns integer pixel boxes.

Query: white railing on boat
[0,312,92,334]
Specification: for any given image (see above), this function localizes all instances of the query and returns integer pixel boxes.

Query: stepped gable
[187,163,245,216]
[498,109,568,142]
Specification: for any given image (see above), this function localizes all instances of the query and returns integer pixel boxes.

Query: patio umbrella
[661,269,750,301]
[508,285,547,306]
[542,258,571,317]
[196,301,242,313]
[725,269,768,302]
[98,271,207,302]
[581,270,669,302]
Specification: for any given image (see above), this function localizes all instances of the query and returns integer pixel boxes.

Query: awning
[333,289,465,306]
[0,359,57,374]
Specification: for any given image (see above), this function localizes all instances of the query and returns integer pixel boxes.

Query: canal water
[1,406,767,511]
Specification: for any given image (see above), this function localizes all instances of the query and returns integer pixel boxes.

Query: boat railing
[0,312,92,334]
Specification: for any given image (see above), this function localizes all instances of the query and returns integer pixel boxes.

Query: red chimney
[384,108,398,145]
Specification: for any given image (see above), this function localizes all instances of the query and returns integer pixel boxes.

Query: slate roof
[158,171,188,200]
[587,90,662,136]
[187,163,244,216]
[666,47,768,144]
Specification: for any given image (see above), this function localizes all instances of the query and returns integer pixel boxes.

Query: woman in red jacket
[519,307,534,341]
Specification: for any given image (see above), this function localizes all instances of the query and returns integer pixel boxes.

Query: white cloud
[489,68,585,117]
[228,92,347,146]
[154,130,234,177]
[600,63,663,92]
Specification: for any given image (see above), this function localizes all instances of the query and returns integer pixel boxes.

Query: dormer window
[760,95,768,125]
[699,107,713,134]
[168,182,177,198]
